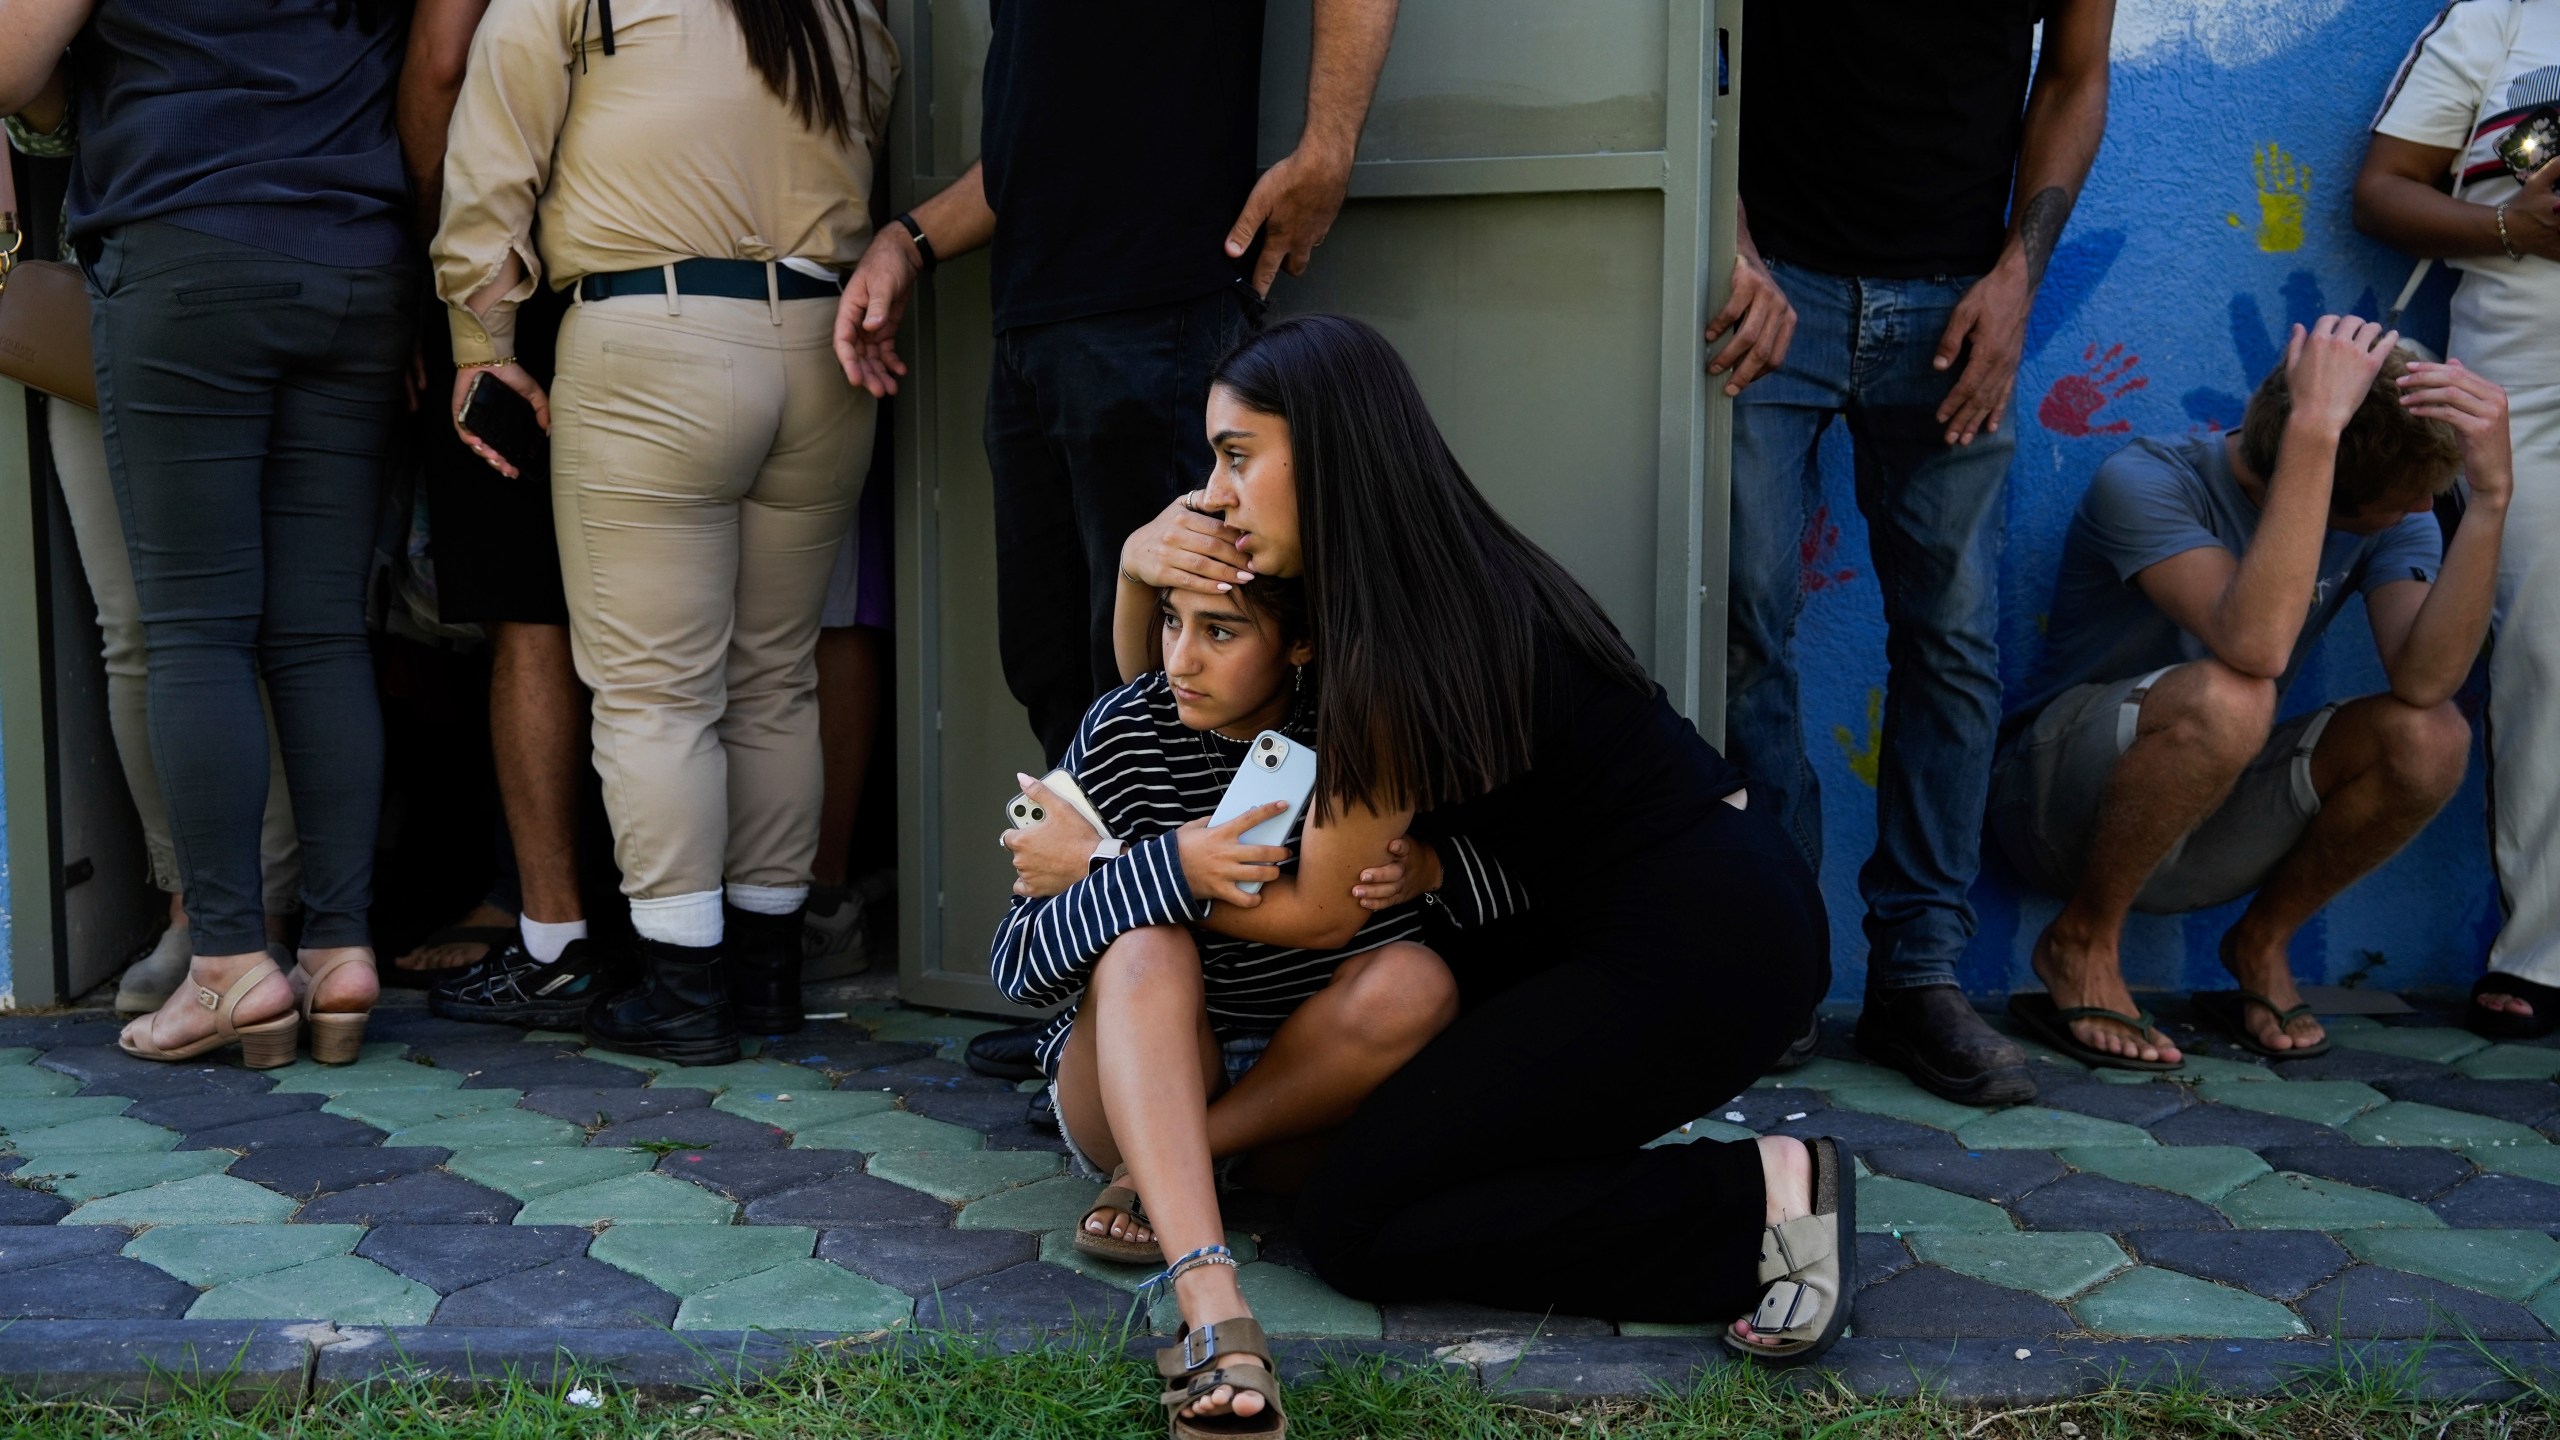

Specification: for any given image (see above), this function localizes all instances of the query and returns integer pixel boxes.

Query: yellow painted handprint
[2229,141,2311,254]
[1831,687,1884,789]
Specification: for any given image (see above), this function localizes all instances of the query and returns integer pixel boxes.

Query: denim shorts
[1053,1034,1272,1181]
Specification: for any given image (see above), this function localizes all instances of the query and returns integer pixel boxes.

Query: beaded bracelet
[2497,202,2524,262]
[459,357,520,370]
[1143,1243,1238,1293]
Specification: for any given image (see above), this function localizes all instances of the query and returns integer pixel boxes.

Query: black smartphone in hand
[458,370,548,478]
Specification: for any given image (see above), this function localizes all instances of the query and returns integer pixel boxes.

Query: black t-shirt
[1738,0,2046,279]
[980,0,1265,332]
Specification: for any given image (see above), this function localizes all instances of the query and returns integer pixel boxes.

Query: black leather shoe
[583,936,741,1066]
[1769,1012,1823,1072]
[1025,1084,1055,1132]
[727,905,804,1035]
[1854,984,2035,1106]
[965,1022,1048,1081]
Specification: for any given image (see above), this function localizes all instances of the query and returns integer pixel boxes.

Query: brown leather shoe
[1854,984,2034,1106]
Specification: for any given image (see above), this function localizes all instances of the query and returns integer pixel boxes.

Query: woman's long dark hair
[723,0,877,142]
[1209,315,1650,820]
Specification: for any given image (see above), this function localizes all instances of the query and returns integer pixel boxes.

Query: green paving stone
[648,1059,823,1095]
[0,1066,82,1097]
[2058,1144,2270,1202]
[2345,1229,2560,1302]
[2534,1284,2560,1338]
[63,1173,297,1225]
[126,1223,364,1286]
[1823,1086,1983,1133]
[579,1048,670,1074]
[1855,1174,2013,1235]
[187,1255,437,1326]
[383,1108,587,1149]
[2334,1026,2490,1066]
[0,1097,135,1134]
[713,1090,900,1130]
[2465,1146,2560,1185]
[445,1146,653,1199]
[2456,1045,2560,1081]
[0,1047,38,1066]
[2099,1053,2276,1086]
[1647,1118,1758,1146]
[676,1258,913,1333]
[1617,1322,1725,1337]
[267,1055,460,1095]
[2319,1015,2387,1032]
[2073,1266,2306,1338]
[2194,1079,2386,1128]
[792,1110,985,1155]
[12,1149,230,1202]
[2218,1172,2447,1230]
[523,1030,585,1045]
[514,1170,738,1226]
[955,1175,1103,1233]
[591,1224,816,1296]
[865,1148,1060,1204]
[1040,1228,1258,1292]
[1751,1058,1907,1093]
[1955,1108,2156,1150]
[1909,1232,2128,1300]
[2346,1102,2551,1151]
[322,1088,521,1131]
[7,1116,179,1161]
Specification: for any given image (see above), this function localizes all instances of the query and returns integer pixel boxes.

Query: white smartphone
[1208,731,1318,894]
[1005,769,1113,839]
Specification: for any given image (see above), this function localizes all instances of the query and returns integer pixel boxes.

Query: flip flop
[2468,972,2560,1041]
[391,924,515,974]
[2193,988,2331,1059]
[2006,992,2181,1072]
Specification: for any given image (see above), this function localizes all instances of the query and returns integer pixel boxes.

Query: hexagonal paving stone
[227,1145,450,1201]
[515,1171,740,1226]
[647,1059,824,1095]
[2467,1145,2560,1186]
[0,1047,39,1066]
[819,1227,1038,1297]
[744,1173,947,1228]
[434,1257,679,1328]
[1955,1108,2157,1151]
[14,1149,231,1202]
[125,1090,321,1133]
[590,1224,817,1296]
[2299,1265,2552,1340]
[2382,1080,2560,1128]
[0,1255,195,1319]
[465,1058,646,1091]
[914,1260,1131,1334]
[578,1048,671,1075]
[266,1054,460,1095]
[1755,1057,1908,1093]
[0,1066,83,1098]
[2010,1175,2230,1233]
[446,1146,653,1200]
[413,1040,586,1075]
[2220,1172,2448,1230]
[1219,1263,1381,1339]
[297,1172,522,1225]
[176,1112,386,1154]
[2343,1228,2560,1302]
[321,1088,520,1132]
[2193,1079,2386,1128]
[860,1012,1013,1053]
[2130,1229,2351,1301]
[1842,1266,2074,1338]
[2031,1080,2192,1128]
[62,1173,296,1225]
[593,1109,789,1152]
[1854,1175,2013,1235]
[2336,1026,2490,1066]
[676,1257,914,1332]
[713,1089,900,1131]
[793,1110,986,1155]
[186,1254,438,1325]
[1385,1302,1613,1341]
[2458,1045,2560,1082]
[2148,1104,2348,1150]
[384,1108,588,1149]
[2072,1265,2306,1338]
[34,1047,270,1098]
[1905,1231,2128,1300]
[866,1149,1062,1204]
[1813,1087,1979,1134]
[518,1086,714,1124]
[655,1148,859,1201]
[1860,1148,2065,1204]
[0,1183,68,1224]
[843,1058,1017,1099]
[126,1223,364,1285]
[2258,1144,2475,1202]
[357,1223,593,1293]
[0,1227,127,1275]
[2105,1053,2276,1086]
[2347,1102,2551,1151]
[8,1116,179,1161]
[2431,1174,2560,1232]
[2057,1144,2268,1202]
[1770,1109,1960,1152]
[900,1091,1067,1149]
[1040,1228,1258,1293]
[956,1175,1104,1234]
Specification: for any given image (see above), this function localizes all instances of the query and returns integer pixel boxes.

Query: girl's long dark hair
[723,0,878,142]
[1209,315,1650,820]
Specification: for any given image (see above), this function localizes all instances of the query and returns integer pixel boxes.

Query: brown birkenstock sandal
[1724,1135,1856,1367]
[1073,1163,1162,1264]
[1157,1312,1285,1438]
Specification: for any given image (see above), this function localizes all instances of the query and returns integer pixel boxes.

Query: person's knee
[1087,925,1202,1003]
[2154,661,2276,766]
[1333,943,1459,1051]
[2373,698,2472,803]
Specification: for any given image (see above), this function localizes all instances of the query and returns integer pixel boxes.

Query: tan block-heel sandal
[297,950,376,1065]
[118,958,300,1069]
[1074,1164,1162,1265]
[1724,1135,1857,1367]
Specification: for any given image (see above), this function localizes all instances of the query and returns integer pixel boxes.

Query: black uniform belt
[577,259,842,303]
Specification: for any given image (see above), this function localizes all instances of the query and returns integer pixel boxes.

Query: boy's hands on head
[1175,804,1293,907]
[2283,315,2400,439]
[1351,836,1441,910]
[1001,774,1099,899]
[2398,359,2514,510]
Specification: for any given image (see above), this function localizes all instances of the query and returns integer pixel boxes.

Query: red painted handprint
[2038,342,2148,437]
[1799,504,1856,593]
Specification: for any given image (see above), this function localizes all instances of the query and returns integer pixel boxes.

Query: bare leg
[812,625,883,889]
[2032,660,2277,1063]
[2227,695,2470,1050]
[1730,1133,1814,1346]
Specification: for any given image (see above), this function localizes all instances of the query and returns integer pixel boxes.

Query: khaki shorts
[1989,667,2334,914]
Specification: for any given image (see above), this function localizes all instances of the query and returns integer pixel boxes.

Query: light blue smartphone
[1208,731,1318,894]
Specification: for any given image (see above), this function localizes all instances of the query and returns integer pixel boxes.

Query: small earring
[1293,666,1305,696]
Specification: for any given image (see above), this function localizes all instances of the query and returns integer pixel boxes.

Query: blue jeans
[1724,259,2011,990]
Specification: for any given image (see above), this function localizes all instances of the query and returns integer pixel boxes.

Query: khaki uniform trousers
[549,290,873,923]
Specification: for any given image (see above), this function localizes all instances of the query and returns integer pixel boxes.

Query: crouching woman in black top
[1120,314,1844,1364]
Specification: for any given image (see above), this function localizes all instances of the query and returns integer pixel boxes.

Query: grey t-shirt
[2009,433,2442,736]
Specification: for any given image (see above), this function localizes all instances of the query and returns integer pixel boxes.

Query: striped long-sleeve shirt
[988,672,1526,1076]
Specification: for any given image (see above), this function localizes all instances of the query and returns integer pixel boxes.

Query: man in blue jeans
[1711,0,2115,1104]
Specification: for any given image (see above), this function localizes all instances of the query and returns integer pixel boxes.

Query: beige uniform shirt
[432,0,898,364]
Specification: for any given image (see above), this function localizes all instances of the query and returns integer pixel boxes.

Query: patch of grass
[629,1138,695,1157]
[0,1334,2553,1440]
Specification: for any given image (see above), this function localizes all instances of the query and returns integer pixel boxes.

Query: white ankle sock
[630,890,724,947]
[519,916,588,964]
[725,882,808,916]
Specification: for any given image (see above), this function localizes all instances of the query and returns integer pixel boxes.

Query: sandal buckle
[194,987,220,1011]
[1182,1323,1218,1370]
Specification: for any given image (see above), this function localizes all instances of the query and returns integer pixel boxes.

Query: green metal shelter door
[886,0,1742,1013]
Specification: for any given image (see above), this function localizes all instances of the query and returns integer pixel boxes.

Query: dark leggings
[89,222,411,955]
[1296,810,1829,1323]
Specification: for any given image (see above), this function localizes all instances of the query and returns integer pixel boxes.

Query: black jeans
[983,287,1255,764]
[1297,799,1831,1322]
[87,222,411,955]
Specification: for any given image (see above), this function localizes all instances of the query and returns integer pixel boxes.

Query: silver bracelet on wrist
[2497,201,2525,262]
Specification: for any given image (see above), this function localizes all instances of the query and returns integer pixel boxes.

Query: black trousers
[1297,799,1831,1323]
[982,287,1255,765]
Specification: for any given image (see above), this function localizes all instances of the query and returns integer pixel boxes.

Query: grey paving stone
[0,1187,74,1224]
[0,1256,197,1319]
[592,1108,788,1152]
[0,1319,311,1406]
[228,1145,453,1201]
[362,1014,521,1047]
[73,1068,277,1101]
[742,1173,948,1228]
[844,1059,1019,1097]
[1380,1301,1613,1341]
[2431,1174,2560,1233]
[431,1257,679,1328]
[2380,1080,2560,1128]
[2148,1104,2349,1150]
[656,1148,861,1202]
[124,1090,325,1133]
[296,1173,521,1225]
[1863,1147,2066,1204]
[409,1040,586,1075]
[0,1226,128,1274]
[1768,1109,1959,1151]
[2010,1174,2231,1232]
[2272,1048,2458,1085]
[312,1326,795,1399]
[1842,1265,2077,1338]
[1482,1337,1724,1401]
[517,1086,714,1125]
[2030,1081,2193,1128]
[2130,1229,2352,1302]
[0,1156,18,1176]
[2261,1144,2475,1202]
[2298,1265,2553,1340]
[1858,1232,1917,1290]
[0,1017,120,1048]
[914,1260,1131,1334]
[819,1226,1037,1297]
[464,1058,647,1091]
[903,1090,1070,1149]
[356,1224,593,1293]
[37,1046,272,1097]
[176,1113,387,1154]
[805,1041,938,1073]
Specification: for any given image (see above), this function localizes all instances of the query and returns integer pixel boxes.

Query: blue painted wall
[1801,0,2497,1002]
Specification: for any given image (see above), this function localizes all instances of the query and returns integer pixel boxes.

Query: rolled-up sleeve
[430,0,573,364]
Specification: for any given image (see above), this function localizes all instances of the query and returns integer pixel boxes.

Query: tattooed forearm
[2015,185,2073,289]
